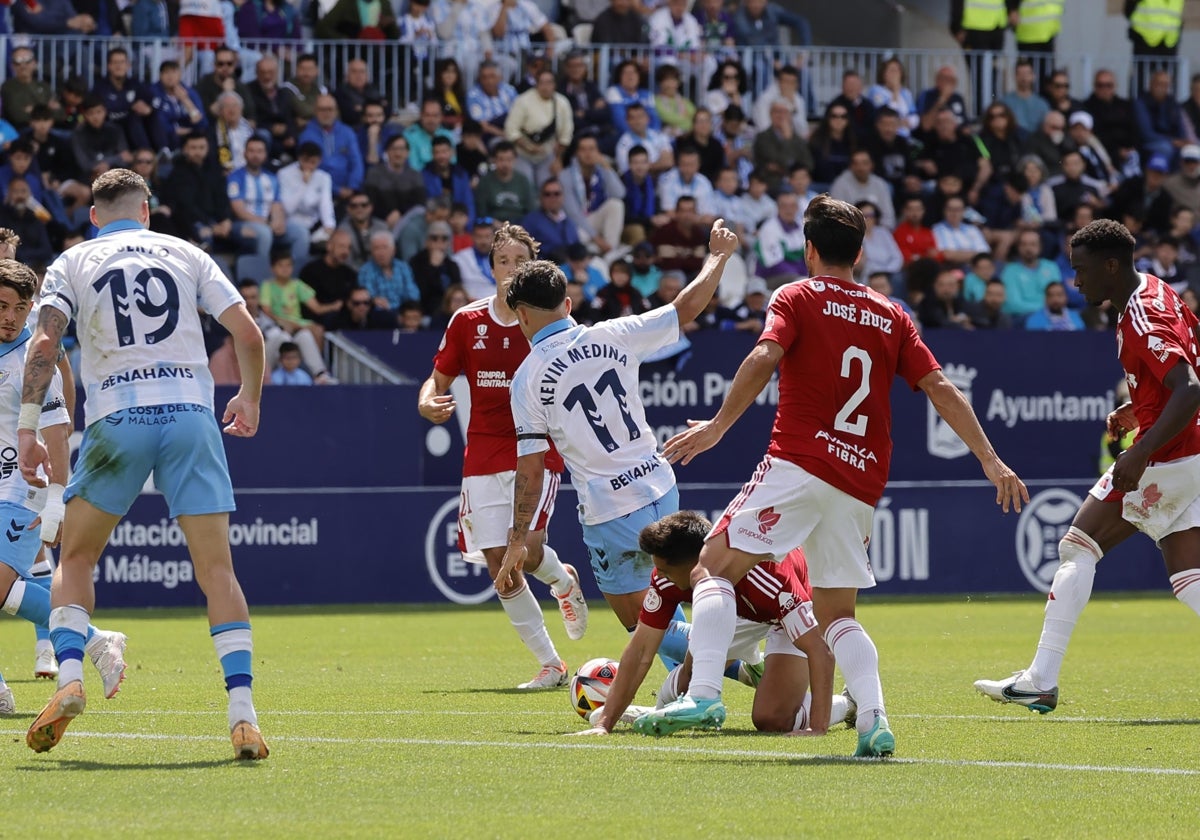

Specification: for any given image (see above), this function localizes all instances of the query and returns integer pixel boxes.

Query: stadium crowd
[0,0,1197,383]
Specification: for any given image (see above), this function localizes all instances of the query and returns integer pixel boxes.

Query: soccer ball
[569,658,619,719]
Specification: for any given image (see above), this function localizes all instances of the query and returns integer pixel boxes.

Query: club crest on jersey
[643,588,661,611]
[473,323,488,350]
[809,280,826,292]
[928,363,976,460]
[1146,335,1171,364]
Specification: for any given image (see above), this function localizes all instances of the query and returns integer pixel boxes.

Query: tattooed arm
[18,307,68,484]
[495,450,546,592]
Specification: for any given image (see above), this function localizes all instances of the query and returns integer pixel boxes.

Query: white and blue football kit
[39,220,243,517]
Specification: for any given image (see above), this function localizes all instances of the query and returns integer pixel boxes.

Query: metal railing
[326,331,411,385]
[1,35,1189,125]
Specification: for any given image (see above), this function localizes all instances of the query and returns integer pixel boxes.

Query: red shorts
[179,16,226,49]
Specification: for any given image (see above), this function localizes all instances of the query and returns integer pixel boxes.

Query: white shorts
[458,470,560,553]
[725,615,810,662]
[1089,452,1200,543]
[710,455,876,590]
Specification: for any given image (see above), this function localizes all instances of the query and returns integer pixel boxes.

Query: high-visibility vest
[1015,0,1064,44]
[962,0,1009,32]
[1130,0,1184,48]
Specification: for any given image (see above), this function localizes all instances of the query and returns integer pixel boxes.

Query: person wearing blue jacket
[297,94,364,201]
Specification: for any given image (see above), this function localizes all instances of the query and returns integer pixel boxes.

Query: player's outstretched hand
[17,430,51,487]
[419,394,457,424]
[663,419,724,465]
[1112,441,1151,493]
[223,393,260,437]
[567,727,610,736]
[708,218,739,258]
[982,457,1029,513]
[495,543,527,593]
[1106,401,1137,442]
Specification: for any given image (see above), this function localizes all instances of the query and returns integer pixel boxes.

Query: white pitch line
[2,730,1196,777]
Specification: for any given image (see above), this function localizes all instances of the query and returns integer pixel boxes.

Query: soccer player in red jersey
[639,195,1028,755]
[976,220,1200,713]
[574,512,846,737]
[417,223,589,690]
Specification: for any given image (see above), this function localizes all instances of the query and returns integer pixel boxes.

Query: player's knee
[751,706,795,733]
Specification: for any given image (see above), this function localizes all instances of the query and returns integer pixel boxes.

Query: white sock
[656,665,684,708]
[829,692,852,726]
[228,686,257,730]
[686,577,737,700]
[1028,527,1101,690]
[499,582,559,666]
[36,639,54,655]
[2,579,25,614]
[529,544,572,596]
[825,618,885,734]
[1170,569,1200,616]
[792,692,813,731]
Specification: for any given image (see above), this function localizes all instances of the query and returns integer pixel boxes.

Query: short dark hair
[237,278,258,291]
[638,511,711,566]
[270,247,293,265]
[875,106,899,121]
[297,141,322,159]
[82,95,105,112]
[777,64,799,80]
[91,168,151,206]
[159,59,181,74]
[296,53,318,66]
[245,135,268,152]
[970,252,994,267]
[29,104,53,122]
[625,102,647,116]
[1069,219,1135,261]
[0,259,37,302]
[506,259,567,311]
[491,140,516,157]
[183,130,208,146]
[7,139,33,157]
[628,145,648,160]
[803,194,865,267]
[107,46,128,61]
[279,341,300,355]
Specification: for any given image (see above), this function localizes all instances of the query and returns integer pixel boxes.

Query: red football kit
[758,276,941,506]
[433,297,564,476]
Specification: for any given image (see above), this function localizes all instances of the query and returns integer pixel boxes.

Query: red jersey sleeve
[1132,313,1194,385]
[638,573,685,630]
[895,308,941,390]
[432,312,465,378]
[759,285,799,351]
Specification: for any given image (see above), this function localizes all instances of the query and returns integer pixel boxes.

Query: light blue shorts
[68,404,236,518]
[580,485,679,596]
[0,502,41,578]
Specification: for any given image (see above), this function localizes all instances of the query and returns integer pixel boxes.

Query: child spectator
[259,249,338,383]
[963,252,997,302]
[270,342,314,386]
[561,242,607,301]
[449,203,472,253]
[396,301,426,333]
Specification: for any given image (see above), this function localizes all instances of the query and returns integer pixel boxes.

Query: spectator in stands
[421,135,476,225]
[130,148,174,235]
[473,140,533,223]
[284,54,328,129]
[605,60,660,136]
[396,301,426,332]
[150,60,207,156]
[404,100,456,177]
[486,0,558,60]
[828,69,875,141]
[270,343,313,386]
[865,107,916,201]
[629,240,661,296]
[315,0,398,40]
[10,0,97,37]
[621,145,659,241]
[337,191,391,270]
[1002,58,1050,135]
[1184,73,1200,144]
[978,102,1024,192]
[963,251,997,301]
[753,100,813,194]
[228,136,310,265]
[561,241,607,301]
[650,195,707,275]
[866,58,918,136]
[1165,144,1200,214]
[24,105,84,205]
[971,278,1013,329]
[1068,111,1119,190]
[562,134,625,253]
[715,104,754,187]
[693,0,735,47]
[831,150,895,230]
[453,217,499,298]
[299,228,358,325]
[90,47,153,152]
[590,253,649,322]
[733,0,811,54]
[359,230,420,312]
[361,134,425,230]
[752,66,808,141]
[807,104,856,188]
[57,75,88,131]
[854,200,903,282]
[299,94,364,201]
[211,92,255,174]
[336,284,394,330]
[917,65,967,132]
[1135,69,1187,162]
[657,145,714,224]
[709,167,748,241]
[335,59,383,130]
[675,108,725,186]
[400,3,442,104]
[916,107,989,206]
[235,0,302,43]
[73,97,131,180]
[739,168,777,238]
[1021,110,1070,177]
[131,0,169,38]
[1043,69,1083,122]
[197,46,257,124]
[449,202,473,252]
[1025,281,1084,331]
[1015,155,1058,226]
[177,0,226,73]
[705,61,750,126]
[356,100,396,168]
[0,142,45,209]
[653,65,694,140]
[279,141,336,244]
[933,195,988,269]
[559,52,612,150]
[753,190,804,287]
[260,249,341,375]
[469,60,520,143]
[917,265,973,330]
[1083,69,1136,162]
[648,0,706,62]
[592,0,649,45]
[247,55,297,163]
[1136,235,1188,293]
[505,69,573,186]
[431,0,493,72]
[520,178,578,262]
[615,102,673,175]
[2,48,62,132]
[1001,227,1061,317]
[163,132,239,253]
[1168,206,1200,266]
[1047,150,1106,219]
[0,177,52,269]
[411,220,463,315]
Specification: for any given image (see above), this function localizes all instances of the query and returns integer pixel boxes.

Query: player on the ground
[418,223,590,690]
[18,169,270,759]
[0,260,127,715]
[572,511,850,736]
[497,221,740,669]
[975,219,1200,712]
[637,195,1028,756]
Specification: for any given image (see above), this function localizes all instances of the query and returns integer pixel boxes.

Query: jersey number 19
[93,267,181,347]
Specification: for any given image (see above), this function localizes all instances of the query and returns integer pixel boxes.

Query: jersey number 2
[93,268,180,347]
[563,368,640,453]
[833,346,871,437]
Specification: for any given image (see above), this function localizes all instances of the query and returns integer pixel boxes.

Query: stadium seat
[235,254,271,285]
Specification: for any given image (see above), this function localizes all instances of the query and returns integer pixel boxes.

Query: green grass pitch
[0,595,1198,838]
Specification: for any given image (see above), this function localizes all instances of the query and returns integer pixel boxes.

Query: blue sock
[49,605,90,686]
[211,621,254,691]
[724,661,743,680]
[656,605,691,672]
[29,574,51,641]
[11,580,96,641]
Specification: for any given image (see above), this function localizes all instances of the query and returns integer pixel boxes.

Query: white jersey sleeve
[512,360,551,459]
[591,306,680,362]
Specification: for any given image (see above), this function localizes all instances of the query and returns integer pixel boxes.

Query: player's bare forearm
[597,624,662,732]
[218,303,265,400]
[671,253,728,325]
[56,354,76,426]
[795,630,834,734]
[713,341,781,433]
[509,452,546,543]
[23,307,67,408]
[43,423,70,487]
[920,371,998,463]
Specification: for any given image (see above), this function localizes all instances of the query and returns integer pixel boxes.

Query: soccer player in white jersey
[418,223,590,690]
[976,220,1200,712]
[497,221,740,641]
[0,260,127,715]
[640,196,1027,756]
[17,169,270,759]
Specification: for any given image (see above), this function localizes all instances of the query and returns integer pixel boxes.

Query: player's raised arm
[917,369,1029,512]
[573,622,665,735]
[17,306,68,483]
[417,369,457,424]
[669,219,739,326]
[217,302,265,437]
